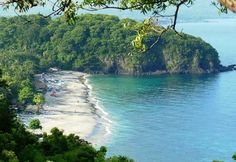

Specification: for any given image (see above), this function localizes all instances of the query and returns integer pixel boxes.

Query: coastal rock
[219,64,236,72]
[34,76,48,92]
[25,105,39,113]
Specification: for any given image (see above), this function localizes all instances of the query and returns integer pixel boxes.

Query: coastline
[19,71,111,145]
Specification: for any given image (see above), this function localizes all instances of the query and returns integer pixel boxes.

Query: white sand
[39,71,96,138]
[19,71,112,145]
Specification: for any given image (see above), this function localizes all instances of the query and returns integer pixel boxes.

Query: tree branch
[172,0,188,30]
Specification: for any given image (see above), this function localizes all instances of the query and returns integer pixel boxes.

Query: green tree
[233,153,236,160]
[18,86,34,104]
[0,71,16,133]
[33,93,45,112]
[0,95,16,133]
[29,119,42,130]
[106,155,134,162]
[0,150,19,162]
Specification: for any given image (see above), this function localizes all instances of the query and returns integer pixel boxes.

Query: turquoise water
[89,19,236,162]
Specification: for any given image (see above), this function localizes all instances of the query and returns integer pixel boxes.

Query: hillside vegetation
[0,14,221,74]
[0,14,221,103]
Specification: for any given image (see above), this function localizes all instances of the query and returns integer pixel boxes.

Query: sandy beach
[19,71,110,145]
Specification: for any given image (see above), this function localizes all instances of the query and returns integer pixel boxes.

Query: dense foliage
[0,14,221,73]
[29,119,42,130]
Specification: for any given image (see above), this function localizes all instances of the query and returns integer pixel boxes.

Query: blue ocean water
[88,19,236,162]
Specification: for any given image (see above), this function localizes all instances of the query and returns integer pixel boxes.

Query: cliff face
[0,14,221,75]
[100,31,221,75]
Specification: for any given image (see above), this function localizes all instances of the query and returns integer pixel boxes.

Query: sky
[0,0,235,21]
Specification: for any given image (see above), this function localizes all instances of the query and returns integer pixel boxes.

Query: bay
[88,19,236,162]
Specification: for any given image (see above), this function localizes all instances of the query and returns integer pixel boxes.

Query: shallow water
[88,20,236,162]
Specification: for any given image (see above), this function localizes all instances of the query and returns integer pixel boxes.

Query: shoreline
[19,71,111,145]
[78,64,236,76]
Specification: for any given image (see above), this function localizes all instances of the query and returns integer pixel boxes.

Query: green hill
[0,13,224,100]
[0,14,221,76]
